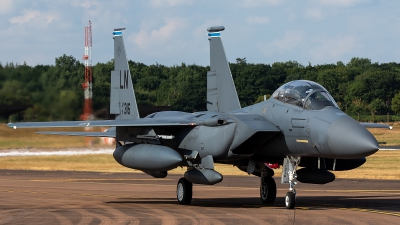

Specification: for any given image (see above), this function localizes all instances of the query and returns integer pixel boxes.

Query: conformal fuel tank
[113,144,182,171]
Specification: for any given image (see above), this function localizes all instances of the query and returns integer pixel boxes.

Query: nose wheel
[176,178,193,205]
[285,192,296,209]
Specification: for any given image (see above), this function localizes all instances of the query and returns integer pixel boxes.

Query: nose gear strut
[281,156,301,209]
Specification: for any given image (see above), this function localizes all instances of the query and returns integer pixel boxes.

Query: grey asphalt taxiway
[0,170,399,225]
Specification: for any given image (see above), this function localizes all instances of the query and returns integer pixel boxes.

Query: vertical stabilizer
[110,28,140,120]
[207,26,241,112]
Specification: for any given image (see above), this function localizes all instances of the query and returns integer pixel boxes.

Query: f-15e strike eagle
[8,26,384,209]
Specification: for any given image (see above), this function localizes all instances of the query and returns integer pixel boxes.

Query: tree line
[1,55,400,122]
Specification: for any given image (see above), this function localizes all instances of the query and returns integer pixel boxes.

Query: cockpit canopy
[271,80,338,110]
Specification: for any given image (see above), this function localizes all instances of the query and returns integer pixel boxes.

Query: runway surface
[0,170,399,225]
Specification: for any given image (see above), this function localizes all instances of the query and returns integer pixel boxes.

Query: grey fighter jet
[7,26,384,209]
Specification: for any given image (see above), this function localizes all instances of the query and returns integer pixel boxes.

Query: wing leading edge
[7,117,198,129]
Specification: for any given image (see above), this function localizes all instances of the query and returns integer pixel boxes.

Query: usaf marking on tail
[8,26,388,209]
[119,70,129,90]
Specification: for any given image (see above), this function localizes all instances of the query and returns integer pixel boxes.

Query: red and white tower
[81,20,93,121]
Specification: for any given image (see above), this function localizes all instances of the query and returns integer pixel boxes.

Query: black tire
[285,192,296,209]
[176,178,193,205]
[260,176,276,204]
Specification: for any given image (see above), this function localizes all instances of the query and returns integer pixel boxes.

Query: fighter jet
[7,26,384,209]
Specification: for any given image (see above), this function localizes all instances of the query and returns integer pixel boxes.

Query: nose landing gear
[282,156,301,209]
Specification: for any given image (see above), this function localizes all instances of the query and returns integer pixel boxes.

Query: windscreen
[304,91,337,110]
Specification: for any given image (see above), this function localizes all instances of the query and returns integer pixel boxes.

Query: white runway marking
[379,148,400,151]
[0,148,114,157]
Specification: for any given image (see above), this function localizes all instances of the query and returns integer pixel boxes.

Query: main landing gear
[282,156,301,209]
[260,176,276,204]
[176,178,192,205]
[260,163,276,204]
[176,156,301,209]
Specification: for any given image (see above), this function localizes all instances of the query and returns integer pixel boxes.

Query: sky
[1,0,400,67]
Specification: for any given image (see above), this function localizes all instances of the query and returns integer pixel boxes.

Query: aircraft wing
[36,131,116,137]
[360,122,392,129]
[7,117,197,129]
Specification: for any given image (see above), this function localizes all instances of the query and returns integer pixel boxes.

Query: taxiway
[0,170,399,224]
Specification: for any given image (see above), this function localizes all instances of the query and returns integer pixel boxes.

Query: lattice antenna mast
[82,20,93,120]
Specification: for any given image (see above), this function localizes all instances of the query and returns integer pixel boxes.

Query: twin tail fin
[110,28,140,120]
[207,26,241,113]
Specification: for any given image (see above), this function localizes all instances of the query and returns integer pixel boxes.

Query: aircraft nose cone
[327,118,379,159]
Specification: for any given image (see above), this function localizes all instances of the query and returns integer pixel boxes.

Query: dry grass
[0,154,130,172]
[368,124,400,145]
[1,123,400,180]
[332,151,400,179]
[0,125,108,149]
[0,151,399,180]
[1,123,398,148]
[0,153,248,175]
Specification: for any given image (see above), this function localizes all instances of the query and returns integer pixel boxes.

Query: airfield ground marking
[297,205,400,217]
[4,177,400,197]
[6,178,400,195]
[0,189,142,199]
[296,207,310,210]
[3,177,400,218]
[2,189,400,218]
[29,178,171,182]
[5,189,400,218]
[339,208,400,217]
[295,204,400,217]
[300,189,400,195]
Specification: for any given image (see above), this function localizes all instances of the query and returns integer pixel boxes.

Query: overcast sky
[1,0,400,67]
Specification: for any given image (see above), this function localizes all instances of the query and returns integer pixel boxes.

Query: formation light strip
[208,32,220,37]
[113,31,123,36]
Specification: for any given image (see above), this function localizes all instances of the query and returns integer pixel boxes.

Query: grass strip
[0,151,398,179]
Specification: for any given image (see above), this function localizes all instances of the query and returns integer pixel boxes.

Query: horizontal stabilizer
[360,122,392,129]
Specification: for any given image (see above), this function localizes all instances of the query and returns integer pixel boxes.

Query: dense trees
[1,55,400,122]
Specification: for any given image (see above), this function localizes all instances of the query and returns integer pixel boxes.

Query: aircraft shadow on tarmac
[106,195,399,211]
[107,197,272,208]
[297,195,399,209]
